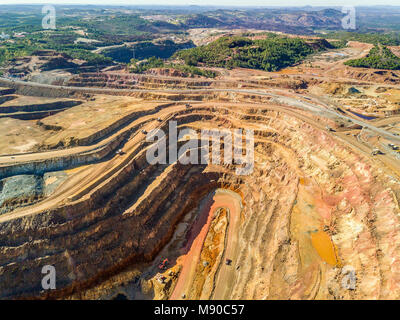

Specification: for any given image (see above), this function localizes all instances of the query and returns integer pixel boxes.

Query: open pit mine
[1,63,400,301]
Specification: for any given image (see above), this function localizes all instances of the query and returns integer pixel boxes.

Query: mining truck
[158,258,169,270]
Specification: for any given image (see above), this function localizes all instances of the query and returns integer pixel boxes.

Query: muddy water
[290,176,342,298]
[311,230,341,266]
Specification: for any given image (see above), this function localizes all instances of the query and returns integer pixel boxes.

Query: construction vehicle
[388,143,399,150]
[158,258,169,270]
[371,149,384,156]
[326,126,336,132]
[157,275,167,284]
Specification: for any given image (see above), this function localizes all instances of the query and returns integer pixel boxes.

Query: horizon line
[0,3,398,6]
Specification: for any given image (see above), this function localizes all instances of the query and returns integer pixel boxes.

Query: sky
[0,0,398,6]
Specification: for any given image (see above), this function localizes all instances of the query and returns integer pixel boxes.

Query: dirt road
[170,189,242,300]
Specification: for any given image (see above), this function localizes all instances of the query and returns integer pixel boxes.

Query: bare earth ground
[1,36,400,300]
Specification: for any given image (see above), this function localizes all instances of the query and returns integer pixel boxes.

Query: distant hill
[174,35,332,72]
[180,9,343,34]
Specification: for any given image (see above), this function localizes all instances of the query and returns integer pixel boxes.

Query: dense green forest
[344,45,400,70]
[0,29,188,67]
[174,36,326,72]
[126,35,330,77]
[0,34,112,66]
[0,9,180,67]
[103,40,194,63]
